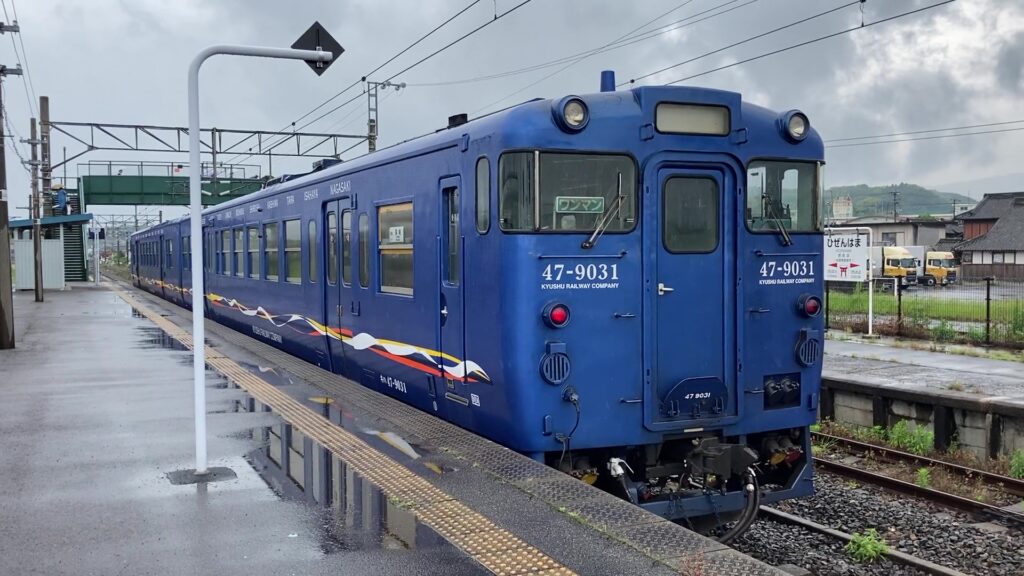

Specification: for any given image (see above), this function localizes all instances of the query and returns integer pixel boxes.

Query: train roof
[133,82,824,237]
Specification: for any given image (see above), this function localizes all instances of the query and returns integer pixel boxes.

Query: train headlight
[552,96,589,133]
[780,110,810,142]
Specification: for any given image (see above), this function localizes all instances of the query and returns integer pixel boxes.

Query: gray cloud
[3,0,1022,219]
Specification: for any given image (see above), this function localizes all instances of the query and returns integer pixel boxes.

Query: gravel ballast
[731,473,1023,576]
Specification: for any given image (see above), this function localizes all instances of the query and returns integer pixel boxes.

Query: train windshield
[499,152,636,232]
[746,160,821,233]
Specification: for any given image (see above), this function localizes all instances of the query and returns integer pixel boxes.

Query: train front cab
[494,89,825,538]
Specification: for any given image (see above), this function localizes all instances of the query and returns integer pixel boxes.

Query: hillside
[826,183,975,218]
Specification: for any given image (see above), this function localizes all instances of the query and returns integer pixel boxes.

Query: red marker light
[802,296,822,317]
[543,303,571,328]
[550,305,569,326]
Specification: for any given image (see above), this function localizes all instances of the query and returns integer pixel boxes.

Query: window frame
[476,156,490,234]
[233,228,244,277]
[661,175,721,254]
[497,149,639,234]
[283,218,302,285]
[341,210,353,286]
[327,211,338,285]
[376,202,413,296]
[263,221,280,281]
[246,226,259,279]
[744,157,823,236]
[307,220,318,283]
[358,213,370,288]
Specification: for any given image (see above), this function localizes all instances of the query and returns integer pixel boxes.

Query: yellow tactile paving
[111,286,577,576]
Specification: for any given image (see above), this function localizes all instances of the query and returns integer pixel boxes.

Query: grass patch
[845,528,888,563]
[915,467,931,488]
[1011,450,1024,480]
[888,420,934,455]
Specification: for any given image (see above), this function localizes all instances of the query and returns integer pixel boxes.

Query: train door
[158,233,167,299]
[324,197,353,375]
[644,164,737,430]
[437,176,471,416]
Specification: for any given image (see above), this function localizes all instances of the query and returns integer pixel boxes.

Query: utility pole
[40,97,51,212]
[26,119,42,302]
[365,80,404,153]
[891,185,900,223]
[0,60,22,348]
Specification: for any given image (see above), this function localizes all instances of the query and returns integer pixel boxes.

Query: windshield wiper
[582,172,624,249]
[761,193,792,246]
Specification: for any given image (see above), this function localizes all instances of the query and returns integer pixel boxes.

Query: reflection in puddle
[136,327,188,351]
[231,384,466,557]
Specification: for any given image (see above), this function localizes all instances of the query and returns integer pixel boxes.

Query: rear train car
[132,74,825,540]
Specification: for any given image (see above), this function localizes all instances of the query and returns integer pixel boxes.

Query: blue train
[132,72,824,541]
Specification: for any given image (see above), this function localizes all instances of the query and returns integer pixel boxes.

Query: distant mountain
[925,172,1024,199]
[826,183,976,218]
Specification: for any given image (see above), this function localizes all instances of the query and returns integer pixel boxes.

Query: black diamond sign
[291,21,343,76]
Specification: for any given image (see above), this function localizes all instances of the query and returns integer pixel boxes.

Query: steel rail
[759,506,971,576]
[813,431,1024,497]
[813,457,1024,528]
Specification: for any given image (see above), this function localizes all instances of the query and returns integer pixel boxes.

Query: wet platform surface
[0,287,489,576]
[824,337,1024,409]
[2,284,790,576]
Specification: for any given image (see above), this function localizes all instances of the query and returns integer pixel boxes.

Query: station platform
[0,284,786,576]
[822,335,1024,459]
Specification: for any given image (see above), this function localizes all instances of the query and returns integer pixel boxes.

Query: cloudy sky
[3,0,1023,219]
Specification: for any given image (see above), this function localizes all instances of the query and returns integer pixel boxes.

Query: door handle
[440,305,448,318]
[657,283,674,296]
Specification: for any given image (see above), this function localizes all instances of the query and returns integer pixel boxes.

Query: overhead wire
[0,82,31,174]
[8,0,35,108]
[471,0,758,115]
[407,0,757,88]
[229,0,533,166]
[659,0,957,85]
[824,119,1024,143]
[622,0,862,87]
[1,0,36,117]
[826,125,1024,148]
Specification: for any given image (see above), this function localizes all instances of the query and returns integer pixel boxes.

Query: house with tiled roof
[954,192,1024,280]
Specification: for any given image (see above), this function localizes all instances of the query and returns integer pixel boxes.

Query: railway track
[811,432,1024,528]
[759,506,970,576]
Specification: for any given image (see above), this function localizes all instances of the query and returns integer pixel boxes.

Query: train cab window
[284,219,301,284]
[378,203,411,295]
[445,187,460,285]
[327,211,338,285]
[247,227,259,278]
[663,177,719,253]
[308,220,317,283]
[358,214,369,288]
[746,160,821,233]
[499,152,636,232]
[341,211,352,285]
[233,229,243,277]
[264,222,279,281]
[476,157,490,233]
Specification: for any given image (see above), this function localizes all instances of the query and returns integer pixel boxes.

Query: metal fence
[825,278,1024,349]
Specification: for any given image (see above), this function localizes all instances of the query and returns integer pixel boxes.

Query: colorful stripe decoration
[202,290,492,384]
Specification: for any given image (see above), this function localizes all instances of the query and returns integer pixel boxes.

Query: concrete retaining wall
[820,378,1024,460]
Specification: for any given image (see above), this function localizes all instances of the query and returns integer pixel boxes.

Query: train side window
[166,239,173,268]
[308,220,317,283]
[378,203,413,295]
[264,222,279,281]
[445,187,460,285]
[476,157,490,234]
[183,236,190,271]
[663,177,719,253]
[358,213,369,288]
[233,228,243,277]
[284,219,301,284]
[221,230,231,275]
[247,226,258,278]
[327,211,338,285]
[341,211,352,285]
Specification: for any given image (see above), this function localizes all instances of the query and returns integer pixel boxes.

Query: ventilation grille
[540,353,571,385]
[797,338,821,367]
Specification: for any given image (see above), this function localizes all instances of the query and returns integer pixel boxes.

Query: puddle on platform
[231,387,480,563]
[136,326,189,351]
